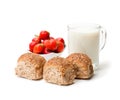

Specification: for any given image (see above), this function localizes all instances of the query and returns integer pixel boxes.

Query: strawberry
[29,30,65,54]
[33,43,44,54]
[29,41,38,52]
[56,41,64,53]
[39,30,50,40]
[49,37,54,39]
[56,37,65,44]
[42,47,51,54]
[44,39,57,51]
[32,37,41,43]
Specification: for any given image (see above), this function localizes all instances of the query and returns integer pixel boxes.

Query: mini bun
[43,57,76,85]
[15,53,46,80]
[66,53,94,79]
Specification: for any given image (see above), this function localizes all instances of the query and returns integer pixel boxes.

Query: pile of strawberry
[29,30,65,54]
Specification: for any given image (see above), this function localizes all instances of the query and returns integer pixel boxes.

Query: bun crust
[66,53,94,79]
[43,57,76,85]
[15,53,46,80]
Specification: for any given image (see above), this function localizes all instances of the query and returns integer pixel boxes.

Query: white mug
[67,23,107,68]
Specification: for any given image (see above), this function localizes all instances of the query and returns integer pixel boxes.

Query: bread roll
[66,53,94,79]
[15,53,46,80]
[43,57,76,85]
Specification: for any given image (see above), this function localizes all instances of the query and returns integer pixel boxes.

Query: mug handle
[100,26,107,51]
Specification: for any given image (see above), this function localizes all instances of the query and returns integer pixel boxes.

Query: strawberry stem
[34,34,39,37]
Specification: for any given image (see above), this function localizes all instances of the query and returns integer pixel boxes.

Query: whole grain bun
[15,53,46,80]
[43,57,76,85]
[66,53,94,79]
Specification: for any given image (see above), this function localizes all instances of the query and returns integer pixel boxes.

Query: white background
[0,0,119,100]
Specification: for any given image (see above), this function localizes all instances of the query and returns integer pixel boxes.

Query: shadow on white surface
[93,61,111,79]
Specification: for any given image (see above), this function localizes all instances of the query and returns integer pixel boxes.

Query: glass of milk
[67,23,107,68]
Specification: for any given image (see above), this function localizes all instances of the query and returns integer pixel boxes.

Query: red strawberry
[33,43,44,54]
[32,37,41,43]
[42,47,51,54]
[39,30,50,40]
[56,41,64,53]
[56,37,65,44]
[29,41,37,52]
[44,39,57,51]
[49,37,54,39]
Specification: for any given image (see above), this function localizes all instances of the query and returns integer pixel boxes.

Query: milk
[68,27,100,66]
